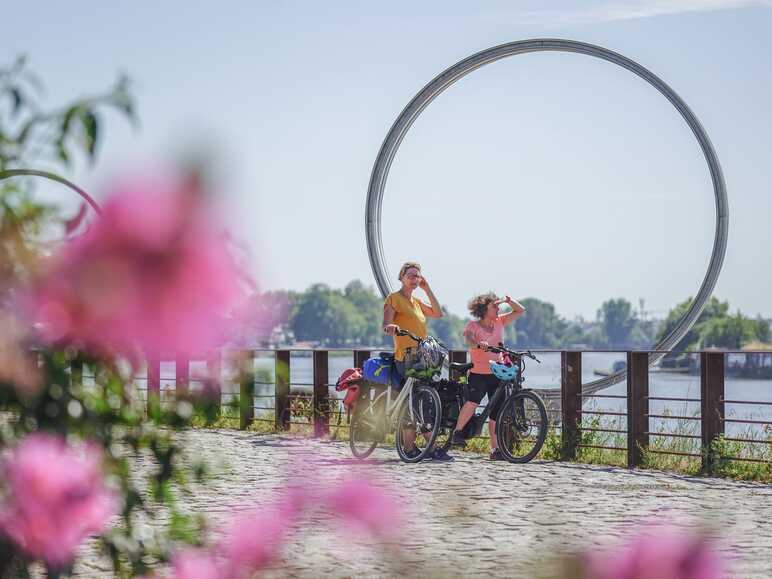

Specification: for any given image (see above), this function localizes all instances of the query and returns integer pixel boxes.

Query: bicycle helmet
[404,336,446,378]
[490,359,518,381]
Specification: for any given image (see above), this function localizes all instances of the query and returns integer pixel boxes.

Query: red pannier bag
[335,367,363,411]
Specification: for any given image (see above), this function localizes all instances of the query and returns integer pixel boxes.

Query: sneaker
[450,430,467,447]
[489,448,505,461]
[430,448,454,462]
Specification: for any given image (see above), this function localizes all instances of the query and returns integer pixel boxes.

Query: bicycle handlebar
[395,328,422,342]
[395,329,449,351]
[484,343,541,363]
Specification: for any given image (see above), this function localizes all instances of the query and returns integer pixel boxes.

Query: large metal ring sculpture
[365,38,728,392]
[0,169,101,215]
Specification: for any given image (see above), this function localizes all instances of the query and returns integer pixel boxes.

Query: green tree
[343,280,388,347]
[699,313,762,349]
[596,298,638,348]
[656,296,730,351]
[506,297,567,348]
[427,306,466,349]
[754,316,771,344]
[290,283,366,347]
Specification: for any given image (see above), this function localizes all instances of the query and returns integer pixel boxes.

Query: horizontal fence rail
[65,348,772,475]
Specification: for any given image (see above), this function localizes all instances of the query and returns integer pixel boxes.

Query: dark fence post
[275,350,290,431]
[354,350,370,368]
[313,350,330,437]
[561,351,582,461]
[627,351,649,468]
[175,352,189,399]
[449,350,467,381]
[701,351,725,473]
[206,349,222,414]
[238,350,254,430]
[147,352,161,415]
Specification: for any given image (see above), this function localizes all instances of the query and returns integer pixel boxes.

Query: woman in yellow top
[382,261,452,461]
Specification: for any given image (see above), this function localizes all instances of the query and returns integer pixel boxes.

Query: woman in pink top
[451,292,525,460]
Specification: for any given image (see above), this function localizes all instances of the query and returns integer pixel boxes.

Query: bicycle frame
[456,355,527,436]
[359,375,421,429]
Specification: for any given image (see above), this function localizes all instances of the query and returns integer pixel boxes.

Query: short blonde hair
[398,262,421,281]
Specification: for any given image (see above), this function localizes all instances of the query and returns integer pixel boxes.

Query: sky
[5,1,772,320]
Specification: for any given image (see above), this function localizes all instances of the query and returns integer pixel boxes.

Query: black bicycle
[435,344,549,463]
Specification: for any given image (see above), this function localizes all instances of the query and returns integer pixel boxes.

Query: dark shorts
[392,360,407,390]
[467,373,503,418]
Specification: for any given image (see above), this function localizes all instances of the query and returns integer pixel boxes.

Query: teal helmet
[490,360,518,381]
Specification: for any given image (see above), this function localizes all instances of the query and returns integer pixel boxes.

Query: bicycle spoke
[497,391,548,463]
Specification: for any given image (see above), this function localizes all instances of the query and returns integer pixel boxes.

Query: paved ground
[73,430,772,578]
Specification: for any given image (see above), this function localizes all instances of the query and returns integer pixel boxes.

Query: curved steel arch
[365,38,728,392]
[0,169,102,215]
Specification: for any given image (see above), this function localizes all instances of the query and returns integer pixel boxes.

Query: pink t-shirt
[464,318,504,374]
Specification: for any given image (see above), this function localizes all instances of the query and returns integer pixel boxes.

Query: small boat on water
[593,359,626,377]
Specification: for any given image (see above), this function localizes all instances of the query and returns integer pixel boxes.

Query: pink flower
[0,433,119,566]
[26,172,245,357]
[326,477,401,540]
[171,548,222,579]
[219,507,294,578]
[583,524,724,579]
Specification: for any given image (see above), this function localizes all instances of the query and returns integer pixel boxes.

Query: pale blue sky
[5,1,772,319]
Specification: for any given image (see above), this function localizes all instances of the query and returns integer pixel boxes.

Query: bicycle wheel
[496,390,548,463]
[395,384,442,463]
[349,410,380,459]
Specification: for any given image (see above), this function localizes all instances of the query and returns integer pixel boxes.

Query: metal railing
[69,347,771,475]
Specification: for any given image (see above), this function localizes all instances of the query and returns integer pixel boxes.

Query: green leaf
[56,141,70,167]
[80,110,99,162]
[10,87,23,116]
[60,105,78,136]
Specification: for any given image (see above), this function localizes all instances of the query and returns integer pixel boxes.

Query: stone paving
[74,430,772,578]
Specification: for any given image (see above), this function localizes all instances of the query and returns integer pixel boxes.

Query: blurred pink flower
[164,472,399,578]
[171,548,222,579]
[219,506,294,578]
[0,433,119,566]
[583,524,724,579]
[26,172,245,357]
[326,476,401,540]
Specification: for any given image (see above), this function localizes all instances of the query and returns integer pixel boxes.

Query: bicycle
[435,343,549,463]
[348,329,444,463]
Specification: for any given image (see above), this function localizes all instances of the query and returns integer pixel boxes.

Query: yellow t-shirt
[384,291,428,361]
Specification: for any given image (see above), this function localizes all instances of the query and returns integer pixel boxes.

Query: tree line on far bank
[229,280,770,352]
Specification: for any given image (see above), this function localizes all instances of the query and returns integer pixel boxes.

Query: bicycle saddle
[450,362,474,374]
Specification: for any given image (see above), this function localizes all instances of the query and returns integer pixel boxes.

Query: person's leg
[486,375,504,459]
[393,361,419,453]
[488,418,497,451]
[455,401,478,432]
[451,374,485,445]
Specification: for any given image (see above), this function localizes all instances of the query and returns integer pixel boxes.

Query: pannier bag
[362,355,396,386]
[335,367,363,411]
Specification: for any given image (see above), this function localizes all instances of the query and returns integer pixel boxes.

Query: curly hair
[468,292,498,320]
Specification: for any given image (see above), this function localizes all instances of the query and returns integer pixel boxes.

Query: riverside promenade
[73,430,772,578]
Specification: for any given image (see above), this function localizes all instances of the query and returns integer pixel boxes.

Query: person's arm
[418,277,443,318]
[499,295,525,326]
[383,302,399,335]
